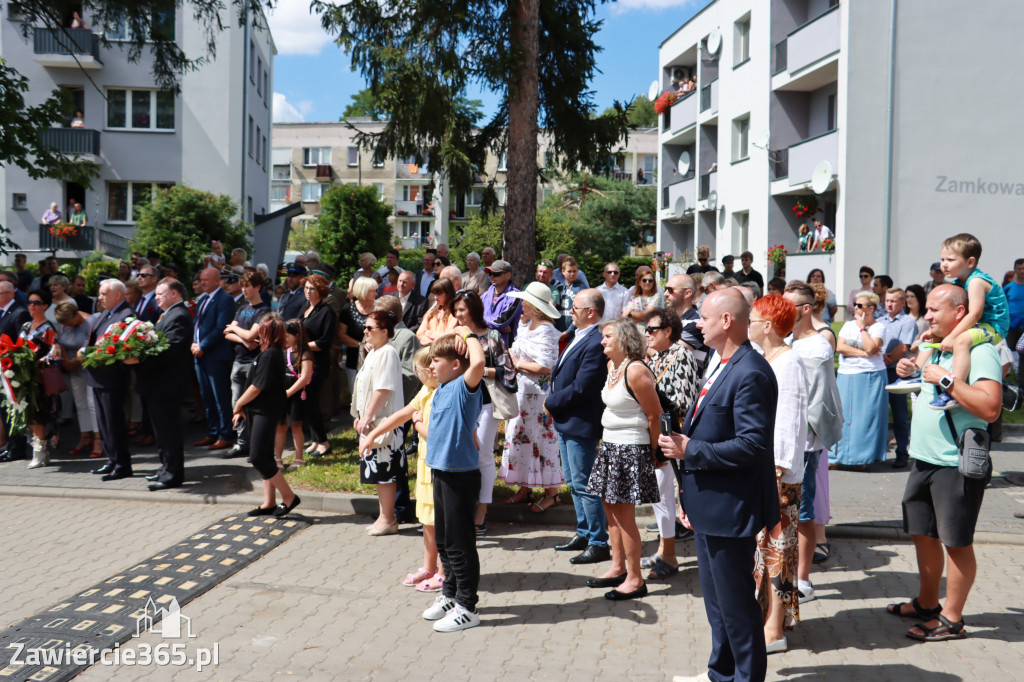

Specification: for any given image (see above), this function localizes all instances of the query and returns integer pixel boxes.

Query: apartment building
[0,5,274,258]
[272,121,659,249]
[657,0,1024,308]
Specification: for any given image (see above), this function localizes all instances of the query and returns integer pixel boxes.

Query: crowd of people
[0,232,1020,676]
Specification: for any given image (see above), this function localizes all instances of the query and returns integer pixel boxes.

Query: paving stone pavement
[2,497,1023,681]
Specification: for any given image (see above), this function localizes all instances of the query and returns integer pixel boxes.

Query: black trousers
[249,412,279,480]
[434,469,481,611]
[305,369,328,443]
[148,394,184,484]
[94,385,131,471]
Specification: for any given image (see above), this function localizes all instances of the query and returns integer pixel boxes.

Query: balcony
[773,6,839,82]
[314,164,332,182]
[699,79,718,114]
[662,174,695,217]
[40,128,100,156]
[33,27,102,68]
[785,129,838,186]
[771,147,789,180]
[668,91,698,137]
[397,161,432,180]
[39,224,95,252]
[698,170,718,201]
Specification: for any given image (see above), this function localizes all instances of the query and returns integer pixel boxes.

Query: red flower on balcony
[653,91,679,115]
[48,221,78,241]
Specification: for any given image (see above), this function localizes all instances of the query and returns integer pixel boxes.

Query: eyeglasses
[854,302,872,309]
[27,300,45,306]
[364,325,381,332]
[138,273,155,278]
[698,258,708,262]
[571,305,593,313]
[488,271,508,277]
[604,270,620,275]
[644,325,666,334]
[860,273,872,279]
[641,278,654,283]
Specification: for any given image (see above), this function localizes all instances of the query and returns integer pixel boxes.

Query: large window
[401,185,421,202]
[105,8,175,41]
[106,89,174,130]
[271,184,290,203]
[272,164,291,180]
[348,147,360,167]
[465,188,485,206]
[302,147,331,166]
[107,181,174,223]
[734,14,750,66]
[732,114,750,162]
[301,183,324,202]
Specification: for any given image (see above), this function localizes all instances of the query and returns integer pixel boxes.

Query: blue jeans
[557,433,607,547]
[887,367,910,457]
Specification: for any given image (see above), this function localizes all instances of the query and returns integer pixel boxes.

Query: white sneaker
[672,673,711,682]
[798,580,815,602]
[422,594,455,621]
[432,603,480,632]
[885,376,922,394]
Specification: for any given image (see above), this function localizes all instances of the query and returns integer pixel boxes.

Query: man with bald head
[665,273,708,368]
[660,288,779,682]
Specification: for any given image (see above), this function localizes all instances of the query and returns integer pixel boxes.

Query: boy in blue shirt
[923,233,1009,410]
[421,329,485,632]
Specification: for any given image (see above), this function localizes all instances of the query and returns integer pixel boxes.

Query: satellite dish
[752,128,770,150]
[678,151,691,175]
[811,161,833,194]
[707,190,718,210]
[707,28,722,55]
[647,80,660,101]
[674,196,687,217]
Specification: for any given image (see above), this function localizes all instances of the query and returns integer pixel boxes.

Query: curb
[2,484,1022,546]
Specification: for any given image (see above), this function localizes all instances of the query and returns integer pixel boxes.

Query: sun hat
[508,281,561,320]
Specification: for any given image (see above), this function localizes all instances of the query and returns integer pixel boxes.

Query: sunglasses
[644,325,666,334]
[364,326,382,331]
[604,270,620,275]
[28,300,46,306]
[138,273,156,278]
[854,303,872,309]
[860,273,872,279]
[641,278,654,283]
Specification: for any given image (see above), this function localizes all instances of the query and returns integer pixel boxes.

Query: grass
[284,424,573,500]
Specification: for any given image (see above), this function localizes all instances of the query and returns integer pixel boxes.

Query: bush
[317,184,393,290]
[57,262,79,280]
[82,260,118,295]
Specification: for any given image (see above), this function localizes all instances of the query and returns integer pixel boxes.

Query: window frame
[734,14,751,67]
[732,114,750,162]
[302,147,331,167]
[106,181,174,224]
[105,88,175,132]
[272,164,292,181]
[301,183,324,203]
[347,146,360,167]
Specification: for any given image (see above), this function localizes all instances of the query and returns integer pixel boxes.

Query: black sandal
[887,597,942,619]
[906,613,966,642]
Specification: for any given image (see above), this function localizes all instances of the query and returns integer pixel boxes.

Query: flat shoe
[812,542,830,563]
[640,553,661,569]
[530,494,560,513]
[416,575,445,592]
[274,495,301,517]
[765,636,788,654]
[906,614,967,642]
[248,505,278,516]
[646,556,679,580]
[403,568,436,587]
[586,573,626,588]
[605,582,647,601]
[887,597,942,620]
[367,521,398,536]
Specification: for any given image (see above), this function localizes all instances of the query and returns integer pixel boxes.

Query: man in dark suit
[0,281,32,462]
[131,278,193,490]
[133,266,162,322]
[660,288,779,682]
[387,270,428,332]
[87,279,137,480]
[414,250,436,298]
[544,289,610,564]
[277,264,308,321]
[192,267,237,450]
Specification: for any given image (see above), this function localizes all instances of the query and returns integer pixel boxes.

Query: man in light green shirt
[892,284,1002,643]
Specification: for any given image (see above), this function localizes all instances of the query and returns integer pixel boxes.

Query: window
[497,153,507,172]
[272,164,291,180]
[106,89,174,130]
[247,196,253,222]
[8,2,27,21]
[302,147,331,166]
[732,211,749,254]
[402,185,421,202]
[12,193,27,210]
[255,126,263,163]
[107,181,173,223]
[105,8,175,41]
[734,15,750,66]
[262,135,267,170]
[248,117,254,157]
[301,183,324,202]
[732,114,749,161]
[373,183,384,201]
[827,94,837,132]
[496,186,506,206]
[263,72,268,107]
[466,188,485,206]
[270,184,290,203]
[249,41,256,82]
[400,221,420,239]
[256,57,262,94]
[348,146,359,167]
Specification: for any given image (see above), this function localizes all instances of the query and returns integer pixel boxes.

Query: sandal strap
[936,613,964,631]
[912,598,941,618]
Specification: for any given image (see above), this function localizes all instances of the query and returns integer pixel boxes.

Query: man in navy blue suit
[544,289,610,564]
[191,267,236,450]
[87,279,137,480]
[660,288,779,682]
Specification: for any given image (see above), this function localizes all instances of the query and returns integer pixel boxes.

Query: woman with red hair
[748,294,808,654]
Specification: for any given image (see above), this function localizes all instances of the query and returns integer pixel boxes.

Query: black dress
[300,301,338,442]
[245,347,286,479]
[338,301,368,371]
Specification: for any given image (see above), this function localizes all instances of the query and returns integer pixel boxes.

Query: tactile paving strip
[0,513,310,681]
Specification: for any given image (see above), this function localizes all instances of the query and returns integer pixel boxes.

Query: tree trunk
[504,0,539,289]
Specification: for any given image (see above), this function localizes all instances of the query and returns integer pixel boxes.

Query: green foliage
[82,261,119,296]
[57,262,79,280]
[80,251,109,268]
[604,95,657,128]
[130,185,250,277]
[450,215,505,269]
[287,218,322,254]
[341,88,386,121]
[317,184,393,289]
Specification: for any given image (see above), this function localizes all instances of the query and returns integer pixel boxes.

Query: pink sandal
[402,567,436,587]
[415,574,445,592]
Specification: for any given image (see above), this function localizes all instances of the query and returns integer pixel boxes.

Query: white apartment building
[0,5,274,258]
[272,121,659,249]
[657,0,1024,308]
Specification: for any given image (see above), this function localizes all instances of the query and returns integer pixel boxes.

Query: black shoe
[892,455,909,469]
[248,505,278,516]
[0,446,27,462]
[148,481,181,491]
[1014,512,1024,520]
[586,573,626,588]
[274,495,301,517]
[101,469,133,481]
[605,582,648,601]
[675,523,694,541]
[92,463,115,475]
[145,474,161,482]
[554,534,588,552]
[570,545,611,565]
[223,446,248,459]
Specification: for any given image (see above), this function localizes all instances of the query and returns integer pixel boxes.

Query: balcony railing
[669,90,698,135]
[773,40,787,75]
[33,27,101,63]
[98,228,130,257]
[774,5,840,76]
[787,129,838,185]
[771,148,789,180]
[314,164,332,182]
[40,128,100,156]
[39,224,95,252]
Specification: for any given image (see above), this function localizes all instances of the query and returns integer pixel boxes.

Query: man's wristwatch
[939,373,956,391]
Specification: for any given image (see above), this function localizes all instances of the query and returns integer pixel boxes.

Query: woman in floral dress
[498,283,564,512]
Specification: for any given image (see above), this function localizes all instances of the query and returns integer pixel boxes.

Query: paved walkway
[2,496,1023,681]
